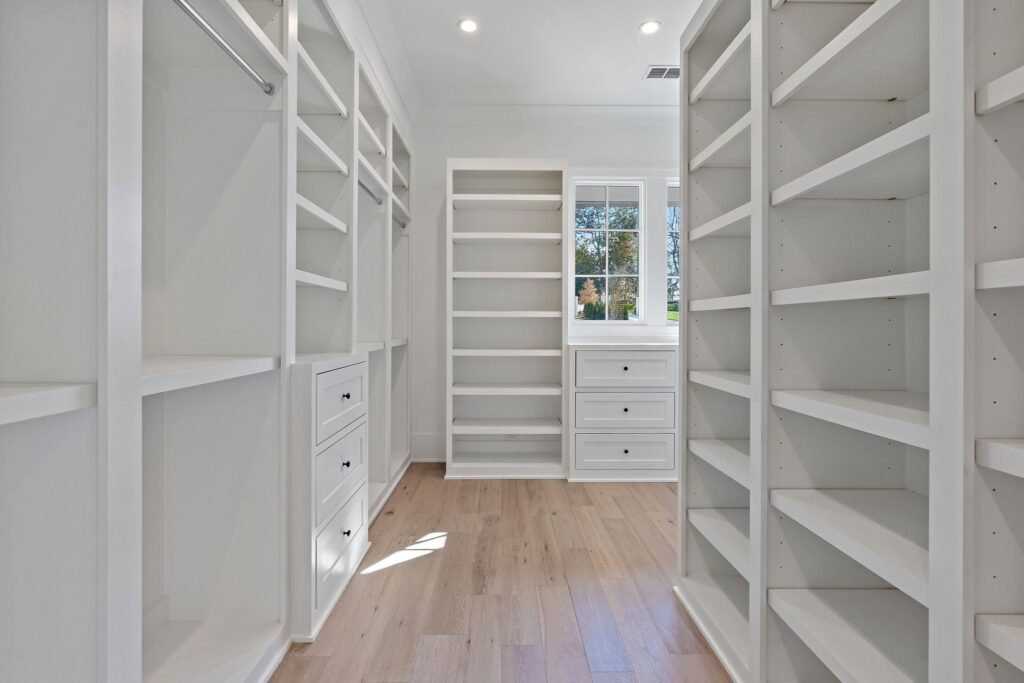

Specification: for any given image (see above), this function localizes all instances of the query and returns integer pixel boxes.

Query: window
[574,183,642,321]
[667,184,680,322]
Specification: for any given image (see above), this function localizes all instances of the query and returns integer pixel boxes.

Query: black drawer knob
[343,529,352,537]
[623,366,629,371]
[624,449,630,454]
[342,460,351,468]
[342,392,351,399]
[623,407,629,413]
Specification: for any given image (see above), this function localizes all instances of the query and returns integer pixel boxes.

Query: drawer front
[575,433,675,470]
[316,483,368,608]
[315,362,367,445]
[315,420,368,526]
[575,350,676,388]
[575,392,675,430]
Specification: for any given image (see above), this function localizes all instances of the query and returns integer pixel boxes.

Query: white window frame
[666,179,681,326]
[568,173,678,337]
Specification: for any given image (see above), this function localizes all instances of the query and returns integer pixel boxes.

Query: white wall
[409,119,680,460]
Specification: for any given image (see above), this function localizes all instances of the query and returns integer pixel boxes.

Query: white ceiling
[358,0,698,111]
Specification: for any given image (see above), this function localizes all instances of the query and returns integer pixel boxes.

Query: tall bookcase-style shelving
[445,159,568,479]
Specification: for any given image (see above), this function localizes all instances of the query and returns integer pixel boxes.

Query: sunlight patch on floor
[360,532,447,574]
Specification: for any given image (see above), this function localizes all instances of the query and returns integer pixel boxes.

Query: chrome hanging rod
[393,217,407,229]
[358,180,384,206]
[171,0,276,95]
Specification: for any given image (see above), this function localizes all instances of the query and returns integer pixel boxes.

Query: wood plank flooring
[273,464,727,683]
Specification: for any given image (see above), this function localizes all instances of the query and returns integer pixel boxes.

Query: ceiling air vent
[645,65,680,80]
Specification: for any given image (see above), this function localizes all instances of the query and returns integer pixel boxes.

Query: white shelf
[690,203,752,241]
[771,271,929,306]
[689,370,752,398]
[977,615,1024,673]
[451,417,562,435]
[976,64,1024,115]
[770,589,927,683]
[392,164,409,190]
[296,194,347,233]
[358,152,389,196]
[688,508,751,580]
[690,293,752,312]
[452,383,562,396]
[451,194,563,211]
[452,271,562,280]
[770,489,929,605]
[771,115,930,205]
[452,348,562,357]
[771,389,929,449]
[689,22,752,104]
[453,310,562,318]
[296,119,349,175]
[771,0,927,105]
[354,341,385,353]
[218,1,287,74]
[389,338,408,348]
[688,439,751,489]
[976,439,1024,480]
[451,232,562,245]
[0,383,97,427]
[143,618,280,683]
[294,270,349,293]
[141,355,279,397]
[976,257,1024,290]
[689,112,752,171]
[296,43,348,117]
[358,112,386,157]
[448,452,564,479]
[675,576,750,682]
[392,196,411,226]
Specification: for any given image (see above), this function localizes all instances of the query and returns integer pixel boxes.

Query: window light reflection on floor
[360,532,448,574]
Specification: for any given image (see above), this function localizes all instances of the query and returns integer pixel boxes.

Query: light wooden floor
[273,464,727,683]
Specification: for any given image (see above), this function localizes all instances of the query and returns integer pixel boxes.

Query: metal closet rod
[171,0,276,95]
[359,180,384,206]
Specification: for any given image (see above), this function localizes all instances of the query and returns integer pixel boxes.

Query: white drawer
[315,362,367,445]
[315,483,367,608]
[576,350,676,388]
[315,419,368,526]
[575,433,675,470]
[575,391,675,430]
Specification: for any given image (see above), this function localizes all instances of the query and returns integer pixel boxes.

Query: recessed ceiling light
[458,18,479,33]
[639,20,661,35]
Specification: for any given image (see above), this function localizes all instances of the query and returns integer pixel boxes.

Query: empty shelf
[771,115,930,205]
[690,203,752,241]
[451,194,563,211]
[452,383,562,396]
[392,196,411,226]
[452,271,562,280]
[451,232,562,245]
[771,488,929,605]
[389,338,409,348]
[771,271,929,306]
[358,153,389,196]
[452,418,562,435]
[976,257,1024,290]
[354,341,385,353]
[392,164,409,190]
[141,356,279,397]
[771,389,929,448]
[976,64,1024,115]
[0,383,97,427]
[358,112,386,156]
[453,310,561,318]
[296,194,347,233]
[143,617,280,683]
[675,575,750,682]
[770,589,927,683]
[690,22,752,104]
[448,452,564,478]
[689,509,751,579]
[295,270,349,292]
[688,439,751,489]
[772,0,927,105]
[690,293,752,311]
[689,112,752,171]
[689,370,752,398]
[976,439,1024,480]
[296,119,349,175]
[452,348,562,357]
[296,43,348,117]
[977,615,1024,672]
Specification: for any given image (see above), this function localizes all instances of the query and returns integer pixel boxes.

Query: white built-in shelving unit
[678,0,1005,679]
[445,159,568,478]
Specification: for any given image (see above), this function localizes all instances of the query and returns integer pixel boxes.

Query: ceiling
[358,0,698,111]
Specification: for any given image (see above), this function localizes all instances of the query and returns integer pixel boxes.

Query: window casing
[667,184,681,323]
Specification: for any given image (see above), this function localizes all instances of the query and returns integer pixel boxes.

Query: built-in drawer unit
[575,433,675,470]
[315,362,367,445]
[315,483,368,609]
[575,350,676,388]
[575,391,675,430]
[315,419,368,526]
